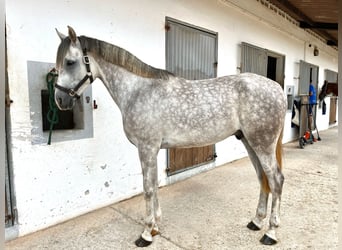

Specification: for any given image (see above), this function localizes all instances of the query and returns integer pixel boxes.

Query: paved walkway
[6,127,338,250]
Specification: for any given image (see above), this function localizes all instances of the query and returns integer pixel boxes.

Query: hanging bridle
[318,80,328,101]
[54,48,94,99]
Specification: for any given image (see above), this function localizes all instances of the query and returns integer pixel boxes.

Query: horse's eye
[66,60,75,66]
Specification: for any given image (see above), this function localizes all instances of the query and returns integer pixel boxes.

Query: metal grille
[166,18,217,80]
[299,60,319,95]
[325,69,338,83]
[241,42,267,76]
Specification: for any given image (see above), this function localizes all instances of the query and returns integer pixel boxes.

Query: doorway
[267,56,277,81]
[165,17,218,175]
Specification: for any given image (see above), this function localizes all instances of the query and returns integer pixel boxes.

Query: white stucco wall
[6,0,338,237]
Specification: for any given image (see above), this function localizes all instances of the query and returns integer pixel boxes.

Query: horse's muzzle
[55,91,76,110]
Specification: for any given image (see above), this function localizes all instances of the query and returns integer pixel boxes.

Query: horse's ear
[55,28,66,41]
[67,26,77,44]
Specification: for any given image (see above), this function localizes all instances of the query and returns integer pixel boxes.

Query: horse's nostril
[57,97,63,106]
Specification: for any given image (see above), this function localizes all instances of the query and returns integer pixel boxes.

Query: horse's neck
[95,58,148,111]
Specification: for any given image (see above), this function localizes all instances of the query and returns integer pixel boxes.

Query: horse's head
[54,26,94,110]
[318,80,328,102]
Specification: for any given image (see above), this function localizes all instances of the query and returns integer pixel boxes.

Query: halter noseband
[55,48,94,99]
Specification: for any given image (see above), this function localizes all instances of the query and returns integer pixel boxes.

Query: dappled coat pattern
[54,26,287,247]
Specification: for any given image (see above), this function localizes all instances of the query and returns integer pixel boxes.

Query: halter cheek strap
[55,48,94,99]
[82,48,94,83]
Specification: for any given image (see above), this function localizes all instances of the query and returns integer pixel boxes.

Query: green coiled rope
[46,68,59,145]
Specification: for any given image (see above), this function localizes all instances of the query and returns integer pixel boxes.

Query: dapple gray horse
[54,26,286,247]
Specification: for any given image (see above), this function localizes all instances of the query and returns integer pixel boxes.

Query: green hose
[46,69,59,145]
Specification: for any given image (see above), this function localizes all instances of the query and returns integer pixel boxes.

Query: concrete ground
[6,127,338,250]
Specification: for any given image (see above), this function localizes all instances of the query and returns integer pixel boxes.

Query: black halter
[55,48,94,99]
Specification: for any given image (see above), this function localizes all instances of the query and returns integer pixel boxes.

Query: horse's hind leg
[241,137,269,231]
[253,151,284,245]
[259,155,284,245]
[241,137,284,245]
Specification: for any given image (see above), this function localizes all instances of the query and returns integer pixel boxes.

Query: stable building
[5,0,338,240]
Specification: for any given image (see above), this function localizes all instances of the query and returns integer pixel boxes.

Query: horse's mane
[57,36,171,80]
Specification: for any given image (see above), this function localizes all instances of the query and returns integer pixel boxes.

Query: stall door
[165,17,218,175]
[240,42,285,88]
[299,60,319,96]
[298,61,319,136]
[329,97,337,124]
[325,69,338,125]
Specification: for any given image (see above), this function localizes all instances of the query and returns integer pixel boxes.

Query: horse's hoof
[260,234,277,245]
[247,221,261,231]
[135,236,152,247]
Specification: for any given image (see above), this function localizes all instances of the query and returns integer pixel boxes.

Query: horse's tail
[262,128,283,193]
[276,128,283,170]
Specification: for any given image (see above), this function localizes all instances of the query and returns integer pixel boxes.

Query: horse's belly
[160,123,236,148]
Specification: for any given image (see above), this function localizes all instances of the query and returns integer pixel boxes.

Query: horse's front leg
[135,145,161,247]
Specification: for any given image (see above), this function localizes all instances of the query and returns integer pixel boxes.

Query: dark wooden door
[324,70,338,125]
[329,97,337,125]
[165,17,217,175]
